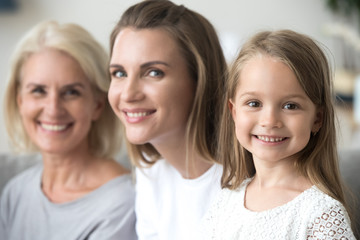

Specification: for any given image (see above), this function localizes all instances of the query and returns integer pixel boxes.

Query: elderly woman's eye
[64,89,80,96]
[31,86,46,95]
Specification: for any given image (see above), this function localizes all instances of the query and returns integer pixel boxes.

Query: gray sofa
[0,150,359,236]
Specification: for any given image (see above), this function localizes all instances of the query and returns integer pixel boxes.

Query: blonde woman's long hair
[110,0,227,168]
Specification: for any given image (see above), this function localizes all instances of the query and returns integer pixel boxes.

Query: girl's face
[229,55,322,166]
[17,49,104,155]
[108,27,195,148]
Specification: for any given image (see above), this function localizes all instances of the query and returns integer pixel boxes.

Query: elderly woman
[0,21,137,240]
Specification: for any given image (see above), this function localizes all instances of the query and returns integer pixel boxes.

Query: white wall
[0,0,339,152]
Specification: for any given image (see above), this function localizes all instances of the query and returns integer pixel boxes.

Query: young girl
[201,30,356,239]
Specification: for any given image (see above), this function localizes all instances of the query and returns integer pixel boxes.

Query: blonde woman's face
[17,49,104,156]
[229,56,322,166]
[108,28,195,149]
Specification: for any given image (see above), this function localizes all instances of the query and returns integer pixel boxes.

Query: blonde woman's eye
[148,69,164,77]
[31,86,46,95]
[112,70,127,78]
[64,89,80,97]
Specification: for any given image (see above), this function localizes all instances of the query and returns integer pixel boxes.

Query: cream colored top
[201,178,355,240]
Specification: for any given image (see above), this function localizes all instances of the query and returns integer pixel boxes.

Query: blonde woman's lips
[123,109,156,123]
[40,122,68,132]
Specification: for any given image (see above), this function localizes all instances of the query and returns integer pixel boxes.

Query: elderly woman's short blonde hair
[4,20,123,158]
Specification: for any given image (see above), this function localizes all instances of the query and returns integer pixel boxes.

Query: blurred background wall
[1,0,359,153]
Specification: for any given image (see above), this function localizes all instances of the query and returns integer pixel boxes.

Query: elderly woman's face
[108,28,195,149]
[17,48,104,155]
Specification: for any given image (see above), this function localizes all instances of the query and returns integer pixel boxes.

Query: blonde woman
[0,21,137,240]
[108,0,227,239]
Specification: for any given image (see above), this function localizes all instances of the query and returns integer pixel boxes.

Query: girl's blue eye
[148,69,164,77]
[284,103,298,110]
[247,101,261,107]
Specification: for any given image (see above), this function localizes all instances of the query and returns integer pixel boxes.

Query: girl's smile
[230,55,322,165]
[255,135,288,143]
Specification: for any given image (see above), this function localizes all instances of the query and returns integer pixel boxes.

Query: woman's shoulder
[77,174,135,220]
[97,173,135,201]
[97,158,130,177]
[135,159,169,179]
[2,163,42,195]
[0,163,42,211]
[90,158,132,188]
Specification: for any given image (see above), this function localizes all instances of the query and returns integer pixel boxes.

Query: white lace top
[201,179,355,240]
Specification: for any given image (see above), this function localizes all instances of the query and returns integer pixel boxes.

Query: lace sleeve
[306,205,355,240]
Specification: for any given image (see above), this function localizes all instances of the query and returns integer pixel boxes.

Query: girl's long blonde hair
[220,29,350,215]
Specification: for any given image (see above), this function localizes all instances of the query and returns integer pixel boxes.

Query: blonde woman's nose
[45,92,65,115]
[120,76,144,102]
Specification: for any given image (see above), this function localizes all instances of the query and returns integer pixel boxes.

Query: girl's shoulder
[207,180,348,220]
[300,186,346,211]
[301,186,355,239]
[218,178,251,198]
[205,178,251,213]
[301,186,352,220]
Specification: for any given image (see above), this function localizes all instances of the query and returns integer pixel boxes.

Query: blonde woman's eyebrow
[110,61,170,71]
[140,61,170,69]
[109,64,124,69]
[24,82,85,90]
[61,83,86,89]
[23,82,46,89]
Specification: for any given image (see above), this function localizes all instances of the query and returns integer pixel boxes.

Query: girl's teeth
[127,112,149,118]
[41,123,67,131]
[257,136,284,142]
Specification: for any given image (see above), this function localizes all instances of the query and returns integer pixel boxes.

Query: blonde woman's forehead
[111,27,182,66]
[20,49,90,88]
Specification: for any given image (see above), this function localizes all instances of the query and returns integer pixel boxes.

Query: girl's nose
[259,107,283,129]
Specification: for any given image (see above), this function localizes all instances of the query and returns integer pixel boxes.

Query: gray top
[0,163,137,240]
